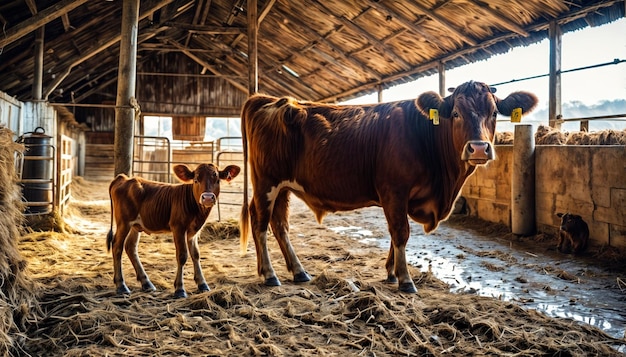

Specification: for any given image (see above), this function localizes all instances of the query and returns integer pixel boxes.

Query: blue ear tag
[511,108,522,123]
[429,109,439,126]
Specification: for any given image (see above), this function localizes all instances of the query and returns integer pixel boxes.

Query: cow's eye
[452,111,459,119]
[492,111,498,119]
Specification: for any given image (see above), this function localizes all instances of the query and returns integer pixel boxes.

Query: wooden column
[511,125,536,236]
[438,61,446,97]
[32,27,44,100]
[377,84,383,103]
[247,0,258,95]
[548,21,562,129]
[114,0,140,176]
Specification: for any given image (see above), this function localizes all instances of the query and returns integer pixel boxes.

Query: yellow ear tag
[511,107,522,123]
[429,109,439,125]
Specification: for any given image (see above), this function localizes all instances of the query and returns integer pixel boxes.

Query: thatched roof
[0,0,623,112]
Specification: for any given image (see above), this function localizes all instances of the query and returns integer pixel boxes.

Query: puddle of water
[329,223,626,344]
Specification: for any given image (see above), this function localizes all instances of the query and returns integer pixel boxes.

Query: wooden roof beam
[163,22,245,34]
[278,9,383,81]
[313,1,411,70]
[229,0,276,47]
[412,1,478,46]
[368,1,447,51]
[166,39,249,94]
[469,0,529,37]
[0,0,90,48]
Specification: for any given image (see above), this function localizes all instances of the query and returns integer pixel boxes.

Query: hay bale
[535,125,568,145]
[494,131,514,145]
[0,126,37,355]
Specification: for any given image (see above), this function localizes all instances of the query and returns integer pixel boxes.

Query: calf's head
[173,164,241,207]
[416,80,538,166]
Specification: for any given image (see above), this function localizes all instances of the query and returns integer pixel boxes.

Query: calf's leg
[187,230,209,292]
[124,229,156,292]
[172,227,189,298]
[111,223,132,295]
[270,191,310,283]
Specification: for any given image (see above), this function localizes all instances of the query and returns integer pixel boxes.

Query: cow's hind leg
[250,197,281,286]
[187,231,209,292]
[111,223,132,295]
[124,229,156,292]
[270,191,311,283]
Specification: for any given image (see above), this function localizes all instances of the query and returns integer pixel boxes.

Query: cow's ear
[220,165,241,182]
[495,91,538,116]
[416,91,453,119]
[173,164,194,182]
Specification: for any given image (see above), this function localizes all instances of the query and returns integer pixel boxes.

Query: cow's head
[416,81,538,166]
[173,163,241,208]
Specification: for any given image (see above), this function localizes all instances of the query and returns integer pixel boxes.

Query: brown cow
[108,163,240,298]
[240,81,538,293]
[556,212,589,254]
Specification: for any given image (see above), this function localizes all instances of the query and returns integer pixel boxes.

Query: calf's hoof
[399,282,417,294]
[116,284,131,296]
[142,281,156,292]
[294,271,312,283]
[264,276,281,286]
[174,289,188,298]
[198,283,210,292]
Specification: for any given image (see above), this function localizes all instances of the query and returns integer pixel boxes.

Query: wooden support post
[511,125,536,236]
[438,61,446,97]
[32,27,44,100]
[114,0,140,176]
[377,84,383,103]
[247,0,258,95]
[548,21,562,129]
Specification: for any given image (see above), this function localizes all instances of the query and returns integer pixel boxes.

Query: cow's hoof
[142,281,156,292]
[198,283,210,292]
[264,276,281,286]
[384,275,398,284]
[294,271,312,283]
[116,285,131,295]
[399,282,418,294]
[174,289,188,298]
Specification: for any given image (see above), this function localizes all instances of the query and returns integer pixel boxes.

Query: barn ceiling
[0,0,623,110]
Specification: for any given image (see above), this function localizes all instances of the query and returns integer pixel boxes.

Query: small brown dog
[556,213,589,254]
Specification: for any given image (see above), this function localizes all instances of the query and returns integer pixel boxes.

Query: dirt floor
[15,177,626,356]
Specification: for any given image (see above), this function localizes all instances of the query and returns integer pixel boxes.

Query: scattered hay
[197,219,240,242]
[12,178,626,356]
[0,126,38,356]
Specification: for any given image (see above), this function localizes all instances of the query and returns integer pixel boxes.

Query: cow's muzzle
[461,140,494,165]
[199,192,217,207]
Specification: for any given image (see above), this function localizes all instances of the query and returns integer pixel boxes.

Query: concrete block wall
[461,145,626,249]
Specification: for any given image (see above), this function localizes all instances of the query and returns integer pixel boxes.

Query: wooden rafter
[412,1,478,46]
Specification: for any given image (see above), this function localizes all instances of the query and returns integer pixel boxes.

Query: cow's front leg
[125,229,156,292]
[271,191,310,283]
[187,230,209,292]
[250,197,280,286]
[382,202,416,293]
[111,223,132,295]
[384,244,398,284]
[172,227,189,298]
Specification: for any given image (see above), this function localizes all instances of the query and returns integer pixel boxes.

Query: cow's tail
[239,99,251,256]
[106,177,116,252]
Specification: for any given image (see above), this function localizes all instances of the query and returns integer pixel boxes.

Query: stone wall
[461,145,626,249]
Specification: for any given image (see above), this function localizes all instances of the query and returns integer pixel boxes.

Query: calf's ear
[416,91,453,119]
[173,164,194,182]
[495,91,538,116]
[220,165,241,182]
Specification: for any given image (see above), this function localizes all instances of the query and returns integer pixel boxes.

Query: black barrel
[18,127,54,214]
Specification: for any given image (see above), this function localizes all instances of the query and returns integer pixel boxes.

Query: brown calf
[107,163,240,298]
[556,212,589,254]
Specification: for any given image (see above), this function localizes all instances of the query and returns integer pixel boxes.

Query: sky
[343,18,626,132]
